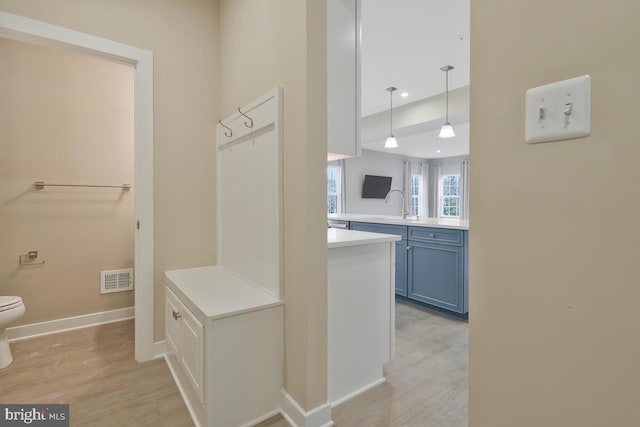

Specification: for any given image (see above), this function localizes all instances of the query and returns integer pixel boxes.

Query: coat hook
[219,120,233,137]
[237,107,254,128]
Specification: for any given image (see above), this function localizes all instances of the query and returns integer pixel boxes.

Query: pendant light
[438,65,455,138]
[384,87,398,148]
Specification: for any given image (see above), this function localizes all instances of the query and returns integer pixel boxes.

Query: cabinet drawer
[408,226,463,246]
[350,222,407,240]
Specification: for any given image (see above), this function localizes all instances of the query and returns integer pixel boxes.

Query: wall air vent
[101,268,134,294]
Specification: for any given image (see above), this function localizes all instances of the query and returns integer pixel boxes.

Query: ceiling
[364,121,470,159]
[360,0,470,158]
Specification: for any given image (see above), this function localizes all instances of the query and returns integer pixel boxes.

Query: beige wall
[0,38,134,325]
[0,0,218,340]
[218,0,328,410]
[469,2,640,426]
[1,0,327,412]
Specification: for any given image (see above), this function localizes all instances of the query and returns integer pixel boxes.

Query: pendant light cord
[390,90,393,134]
[386,86,397,136]
[438,65,455,138]
[440,65,454,125]
[445,69,449,123]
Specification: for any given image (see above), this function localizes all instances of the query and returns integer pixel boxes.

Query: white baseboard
[330,377,386,408]
[280,389,333,427]
[6,307,134,342]
[238,409,281,427]
[153,340,166,359]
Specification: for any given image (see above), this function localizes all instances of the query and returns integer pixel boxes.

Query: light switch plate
[525,75,591,144]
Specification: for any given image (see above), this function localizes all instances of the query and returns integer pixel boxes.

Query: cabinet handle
[172,310,182,320]
[406,246,411,251]
[429,233,436,238]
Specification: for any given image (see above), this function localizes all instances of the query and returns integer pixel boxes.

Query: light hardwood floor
[332,301,468,426]
[0,320,194,427]
[257,301,468,427]
[0,302,467,427]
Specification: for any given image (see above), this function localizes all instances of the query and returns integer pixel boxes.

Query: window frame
[410,174,422,217]
[440,174,461,218]
[327,165,342,214]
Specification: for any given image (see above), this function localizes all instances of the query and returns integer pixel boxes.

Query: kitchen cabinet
[395,240,408,297]
[407,226,466,313]
[349,222,407,296]
[407,240,464,313]
[349,222,468,316]
[327,0,361,160]
[327,228,398,405]
[165,286,204,403]
[164,267,284,427]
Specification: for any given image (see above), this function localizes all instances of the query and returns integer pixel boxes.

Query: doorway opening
[326,0,470,425]
[0,11,154,362]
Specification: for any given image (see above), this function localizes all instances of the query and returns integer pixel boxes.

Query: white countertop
[328,228,400,249]
[328,213,469,230]
[165,266,283,320]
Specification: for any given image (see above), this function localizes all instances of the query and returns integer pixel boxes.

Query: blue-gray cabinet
[407,226,466,313]
[349,222,407,296]
[349,222,468,315]
[407,240,464,313]
[395,240,408,297]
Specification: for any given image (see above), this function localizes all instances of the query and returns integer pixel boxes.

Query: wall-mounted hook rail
[219,120,233,137]
[237,107,254,128]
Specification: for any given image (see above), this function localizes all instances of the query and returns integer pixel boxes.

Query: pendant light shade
[439,124,455,138]
[439,65,455,139]
[384,86,398,148]
[384,135,398,148]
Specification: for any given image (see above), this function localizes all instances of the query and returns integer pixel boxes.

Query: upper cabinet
[327,0,361,160]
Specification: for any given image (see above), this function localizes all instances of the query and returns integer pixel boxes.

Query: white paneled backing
[216,88,283,300]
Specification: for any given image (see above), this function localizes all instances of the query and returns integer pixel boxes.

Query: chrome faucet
[384,188,409,219]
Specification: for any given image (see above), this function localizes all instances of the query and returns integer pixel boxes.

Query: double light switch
[525,75,591,144]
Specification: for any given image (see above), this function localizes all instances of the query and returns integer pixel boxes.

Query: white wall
[342,149,423,215]
[341,150,469,217]
[432,155,468,176]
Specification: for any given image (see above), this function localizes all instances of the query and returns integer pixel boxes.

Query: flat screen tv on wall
[361,174,392,199]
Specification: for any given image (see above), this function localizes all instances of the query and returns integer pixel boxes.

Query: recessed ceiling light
[436,150,441,153]
[400,92,409,98]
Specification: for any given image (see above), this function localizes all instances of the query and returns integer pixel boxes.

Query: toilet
[0,296,25,369]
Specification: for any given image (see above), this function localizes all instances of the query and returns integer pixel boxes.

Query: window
[327,165,342,214]
[440,175,460,218]
[410,174,422,217]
